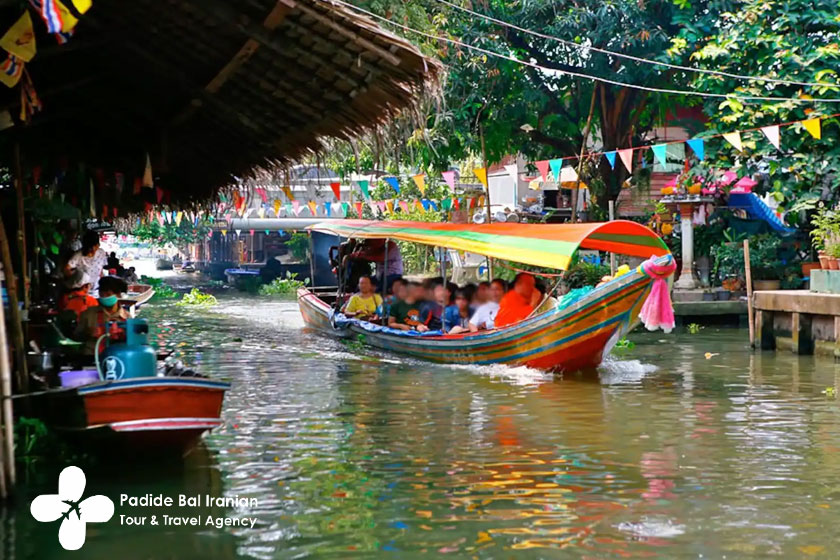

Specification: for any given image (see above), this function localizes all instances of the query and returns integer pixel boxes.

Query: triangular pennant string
[354,201,364,218]
[473,167,488,189]
[651,144,668,167]
[329,182,341,200]
[384,177,400,194]
[802,118,821,139]
[412,173,426,195]
[441,171,456,191]
[722,131,743,152]
[617,149,634,173]
[357,179,370,199]
[604,151,617,170]
[686,138,705,160]
[548,159,563,182]
[760,126,780,150]
[535,160,550,182]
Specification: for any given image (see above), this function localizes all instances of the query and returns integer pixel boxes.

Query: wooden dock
[753,290,840,358]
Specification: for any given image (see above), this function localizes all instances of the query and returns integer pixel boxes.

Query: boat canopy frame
[307,219,669,271]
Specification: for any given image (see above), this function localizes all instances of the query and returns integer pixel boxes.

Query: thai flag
[1,55,23,80]
[29,0,64,34]
[55,28,74,44]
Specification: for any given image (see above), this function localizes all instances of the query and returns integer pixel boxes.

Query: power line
[328,0,840,104]
[434,0,836,89]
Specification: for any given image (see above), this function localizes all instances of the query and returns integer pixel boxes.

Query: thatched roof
[0,0,440,205]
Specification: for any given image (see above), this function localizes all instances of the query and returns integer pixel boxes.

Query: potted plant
[830,243,840,270]
[810,204,840,269]
[749,234,784,290]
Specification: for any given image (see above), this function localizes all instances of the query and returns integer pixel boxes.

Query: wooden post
[12,142,28,310]
[744,239,755,348]
[0,213,27,394]
[572,85,598,223]
[479,125,493,280]
[608,200,616,276]
[0,267,14,497]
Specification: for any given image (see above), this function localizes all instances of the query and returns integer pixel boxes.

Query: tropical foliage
[132,220,210,252]
[259,272,309,295]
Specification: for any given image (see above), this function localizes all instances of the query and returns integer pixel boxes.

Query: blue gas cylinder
[99,318,157,380]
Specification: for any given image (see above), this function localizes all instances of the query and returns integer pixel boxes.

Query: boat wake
[449,362,553,386]
[599,355,658,385]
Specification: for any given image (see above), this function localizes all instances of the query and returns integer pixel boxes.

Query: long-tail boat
[298,220,676,373]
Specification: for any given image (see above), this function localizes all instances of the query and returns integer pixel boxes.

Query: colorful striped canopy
[308,220,669,270]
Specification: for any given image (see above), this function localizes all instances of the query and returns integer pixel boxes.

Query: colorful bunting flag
[604,151,617,170]
[273,199,281,216]
[175,211,183,226]
[307,200,317,215]
[292,200,300,215]
[412,173,426,195]
[341,201,349,216]
[651,144,668,167]
[441,198,452,211]
[535,160,550,182]
[504,164,518,187]
[802,118,821,140]
[357,179,370,199]
[354,201,364,218]
[617,149,634,173]
[441,170,456,191]
[686,138,705,160]
[722,131,743,152]
[474,167,488,189]
[415,199,425,213]
[399,200,410,213]
[548,159,563,182]
[453,198,460,211]
[281,185,295,201]
[325,201,332,216]
[330,181,341,200]
[384,177,400,194]
[760,126,780,150]
[385,199,394,214]
[284,203,292,216]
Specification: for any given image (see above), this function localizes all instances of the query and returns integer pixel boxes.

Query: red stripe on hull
[83,385,225,425]
[524,328,614,372]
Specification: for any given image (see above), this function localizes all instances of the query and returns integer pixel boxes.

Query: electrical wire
[328,0,840,104]
[434,0,836,89]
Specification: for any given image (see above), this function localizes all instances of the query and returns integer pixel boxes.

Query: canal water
[5,294,840,559]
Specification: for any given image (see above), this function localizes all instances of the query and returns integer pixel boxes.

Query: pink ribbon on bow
[638,255,677,333]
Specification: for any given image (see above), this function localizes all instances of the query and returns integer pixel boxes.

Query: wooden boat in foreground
[32,376,230,456]
[298,220,675,373]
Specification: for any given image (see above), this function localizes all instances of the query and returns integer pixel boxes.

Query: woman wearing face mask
[75,276,129,355]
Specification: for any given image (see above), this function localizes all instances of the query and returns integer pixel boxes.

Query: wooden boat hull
[121,283,155,307]
[298,268,657,373]
[32,377,230,457]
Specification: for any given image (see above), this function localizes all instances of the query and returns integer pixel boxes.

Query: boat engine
[98,318,157,380]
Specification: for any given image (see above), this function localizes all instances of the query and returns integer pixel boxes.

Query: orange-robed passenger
[494,273,536,328]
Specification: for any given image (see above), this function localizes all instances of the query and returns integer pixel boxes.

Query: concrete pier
[753,290,840,358]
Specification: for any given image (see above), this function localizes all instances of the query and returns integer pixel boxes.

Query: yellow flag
[474,167,488,189]
[175,211,183,226]
[0,12,36,62]
[802,118,821,140]
[415,199,425,213]
[412,173,425,194]
[273,199,281,216]
[385,199,394,214]
[281,185,295,201]
[722,131,742,152]
[56,0,93,33]
[307,200,317,215]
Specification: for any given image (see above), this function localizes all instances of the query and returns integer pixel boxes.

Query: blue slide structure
[728,193,796,235]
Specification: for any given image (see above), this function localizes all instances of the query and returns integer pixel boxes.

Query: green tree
[132,220,210,253]
[674,0,840,218]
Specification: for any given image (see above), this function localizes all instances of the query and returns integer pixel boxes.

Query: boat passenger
[422,277,443,302]
[469,279,506,332]
[495,273,536,328]
[532,279,559,315]
[58,270,98,320]
[342,275,383,321]
[75,276,130,355]
[445,289,473,334]
[388,281,425,331]
[474,281,490,305]
[350,240,403,292]
[383,278,406,321]
[123,266,139,283]
[461,283,477,308]
[416,284,448,332]
[65,230,108,296]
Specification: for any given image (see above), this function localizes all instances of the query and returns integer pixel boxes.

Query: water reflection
[4,296,840,558]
